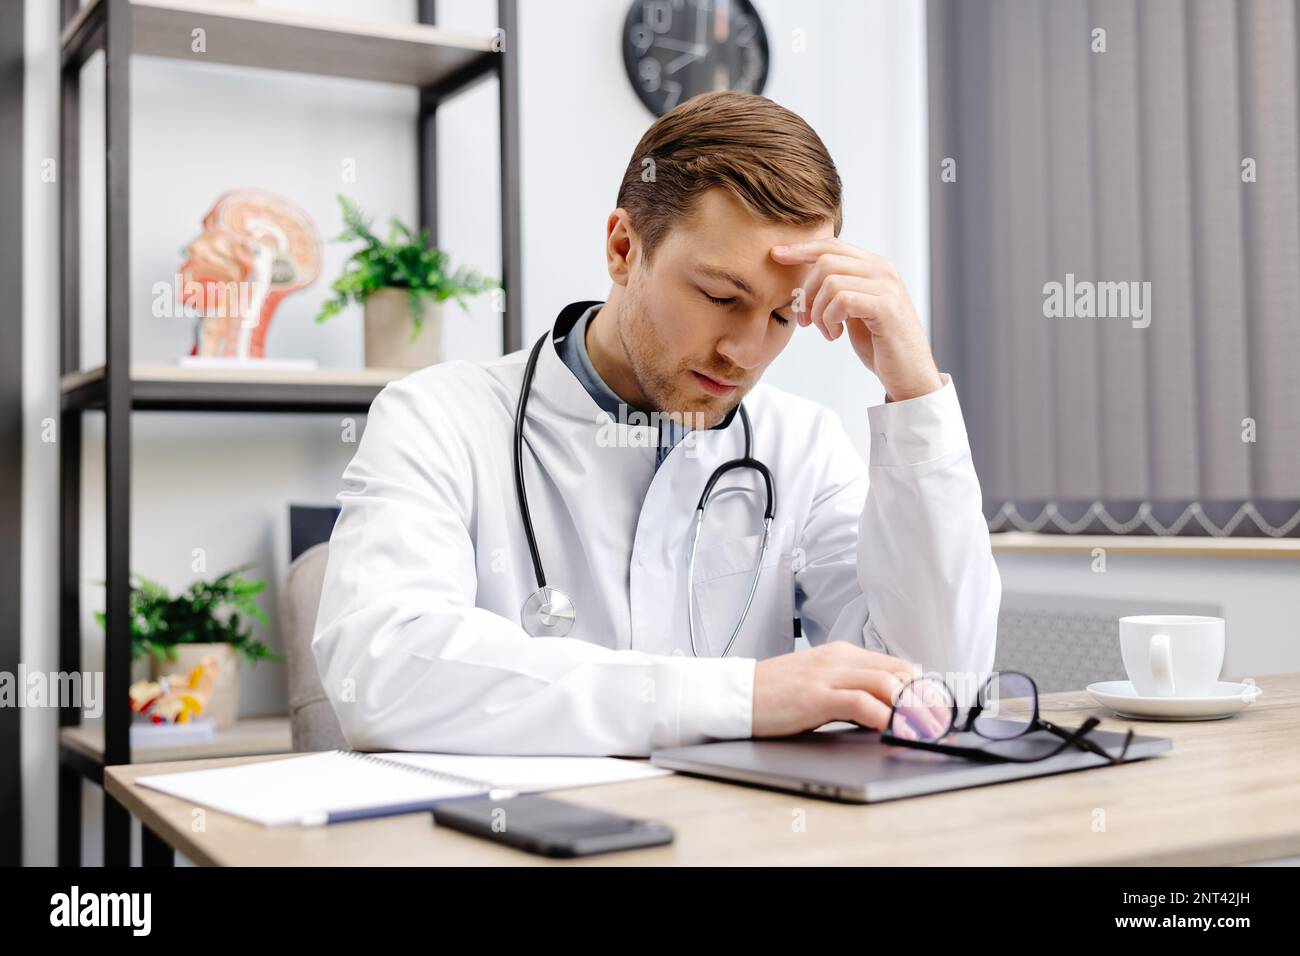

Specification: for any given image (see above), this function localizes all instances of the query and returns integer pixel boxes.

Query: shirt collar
[555,303,625,420]
[545,300,740,433]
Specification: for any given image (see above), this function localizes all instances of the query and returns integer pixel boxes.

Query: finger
[806,275,855,341]
[812,280,892,341]
[826,688,894,732]
[896,693,951,739]
[771,239,894,275]
[892,719,919,741]
[800,258,862,339]
[826,670,955,740]
[827,289,895,342]
[789,255,890,337]
[826,668,903,705]
[794,253,872,309]
[794,285,816,327]
[825,642,922,679]
[796,252,893,309]
[894,681,954,738]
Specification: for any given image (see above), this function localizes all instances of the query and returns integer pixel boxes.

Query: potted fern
[315,194,499,369]
[96,565,281,729]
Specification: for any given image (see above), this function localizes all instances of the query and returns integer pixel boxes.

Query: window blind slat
[1187,0,1254,498]
[951,0,1004,489]
[1002,0,1057,497]
[1139,0,1200,498]
[1046,0,1105,496]
[1091,0,1151,498]
[1239,0,1300,497]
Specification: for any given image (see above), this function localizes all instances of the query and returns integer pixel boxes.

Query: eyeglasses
[881,671,1134,764]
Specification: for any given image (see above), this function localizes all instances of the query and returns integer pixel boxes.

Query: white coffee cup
[1119,615,1225,698]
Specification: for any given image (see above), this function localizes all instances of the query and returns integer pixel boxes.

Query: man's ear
[605,208,639,286]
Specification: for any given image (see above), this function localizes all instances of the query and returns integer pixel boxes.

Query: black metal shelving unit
[56,0,521,866]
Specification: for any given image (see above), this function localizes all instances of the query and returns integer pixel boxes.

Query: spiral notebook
[135,750,670,827]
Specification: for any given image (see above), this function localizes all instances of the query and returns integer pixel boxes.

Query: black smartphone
[431,794,674,858]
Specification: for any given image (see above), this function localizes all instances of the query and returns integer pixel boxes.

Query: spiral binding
[338,749,492,793]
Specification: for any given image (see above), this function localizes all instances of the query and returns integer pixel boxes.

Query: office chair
[280,542,348,751]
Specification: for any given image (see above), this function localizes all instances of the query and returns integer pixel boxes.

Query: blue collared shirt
[556,303,690,471]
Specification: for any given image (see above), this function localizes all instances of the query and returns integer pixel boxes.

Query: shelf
[55,0,521,866]
[60,716,293,782]
[62,0,499,90]
[62,362,408,413]
[990,531,1300,559]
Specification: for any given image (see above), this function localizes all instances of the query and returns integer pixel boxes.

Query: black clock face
[623,0,770,116]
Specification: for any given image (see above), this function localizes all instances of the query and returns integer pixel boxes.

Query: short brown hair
[616,91,843,264]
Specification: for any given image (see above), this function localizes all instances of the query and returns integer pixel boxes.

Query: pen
[298,788,519,826]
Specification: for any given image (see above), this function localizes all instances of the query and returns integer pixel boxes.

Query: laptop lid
[650,723,1172,804]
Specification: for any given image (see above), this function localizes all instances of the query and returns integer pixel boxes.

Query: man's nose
[715,309,770,371]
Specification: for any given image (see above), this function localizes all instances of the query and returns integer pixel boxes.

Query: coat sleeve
[310,376,754,757]
[794,374,1001,684]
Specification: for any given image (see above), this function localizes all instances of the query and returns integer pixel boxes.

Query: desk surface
[105,672,1300,866]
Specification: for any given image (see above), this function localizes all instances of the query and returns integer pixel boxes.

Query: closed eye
[702,290,791,326]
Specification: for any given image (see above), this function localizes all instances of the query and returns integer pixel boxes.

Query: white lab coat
[312,303,1001,756]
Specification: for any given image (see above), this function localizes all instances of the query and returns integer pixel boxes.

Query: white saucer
[1085,681,1263,721]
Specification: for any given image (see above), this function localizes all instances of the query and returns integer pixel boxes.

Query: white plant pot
[150,643,241,730]
[364,288,443,370]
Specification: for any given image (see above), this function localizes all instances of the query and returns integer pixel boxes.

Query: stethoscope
[513,315,777,657]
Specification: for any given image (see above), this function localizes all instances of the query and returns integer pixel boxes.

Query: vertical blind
[927,0,1300,535]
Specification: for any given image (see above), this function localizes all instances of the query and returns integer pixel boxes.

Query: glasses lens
[890,678,954,742]
[974,672,1037,739]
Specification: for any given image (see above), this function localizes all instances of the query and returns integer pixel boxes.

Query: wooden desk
[105,673,1300,866]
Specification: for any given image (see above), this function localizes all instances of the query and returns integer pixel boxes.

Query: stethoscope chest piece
[521,586,576,637]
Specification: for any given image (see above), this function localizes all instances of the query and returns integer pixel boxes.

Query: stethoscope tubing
[514,329,777,654]
[514,333,552,590]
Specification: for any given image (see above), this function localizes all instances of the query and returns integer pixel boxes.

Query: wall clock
[623,0,770,116]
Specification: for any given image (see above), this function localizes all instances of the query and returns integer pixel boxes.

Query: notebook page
[135,751,486,826]
[376,753,671,792]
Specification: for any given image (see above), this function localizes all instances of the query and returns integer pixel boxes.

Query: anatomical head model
[180,189,322,359]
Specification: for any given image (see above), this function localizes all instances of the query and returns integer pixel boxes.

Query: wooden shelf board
[991,531,1300,559]
[61,363,409,412]
[70,362,408,387]
[61,715,292,765]
[64,0,498,88]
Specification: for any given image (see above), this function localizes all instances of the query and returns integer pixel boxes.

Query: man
[312,91,1000,756]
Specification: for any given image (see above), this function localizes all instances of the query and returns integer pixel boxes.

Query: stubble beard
[617,287,747,430]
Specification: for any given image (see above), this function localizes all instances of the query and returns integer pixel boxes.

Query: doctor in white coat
[312,91,1000,756]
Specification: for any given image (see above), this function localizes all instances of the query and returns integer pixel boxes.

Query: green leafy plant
[314,194,498,339]
[94,565,283,666]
